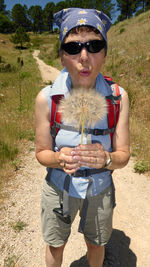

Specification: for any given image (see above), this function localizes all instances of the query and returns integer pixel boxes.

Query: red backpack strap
[103,75,113,82]
[106,83,121,140]
[50,94,64,137]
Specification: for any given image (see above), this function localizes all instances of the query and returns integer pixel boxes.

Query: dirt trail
[0,50,150,267]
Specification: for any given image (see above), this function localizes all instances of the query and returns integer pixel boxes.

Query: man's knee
[46,244,66,265]
[85,239,104,252]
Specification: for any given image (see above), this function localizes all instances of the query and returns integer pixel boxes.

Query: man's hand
[71,143,107,169]
[58,147,80,174]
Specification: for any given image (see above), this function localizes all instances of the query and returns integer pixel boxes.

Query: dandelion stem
[81,117,85,145]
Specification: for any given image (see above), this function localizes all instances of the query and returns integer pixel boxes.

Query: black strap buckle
[73,169,89,177]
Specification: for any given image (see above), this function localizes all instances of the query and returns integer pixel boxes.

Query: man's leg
[85,239,105,267]
[45,243,66,267]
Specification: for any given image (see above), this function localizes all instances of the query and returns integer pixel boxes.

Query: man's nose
[80,47,89,61]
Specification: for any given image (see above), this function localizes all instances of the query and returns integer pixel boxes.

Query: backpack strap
[50,95,64,138]
[104,77,121,140]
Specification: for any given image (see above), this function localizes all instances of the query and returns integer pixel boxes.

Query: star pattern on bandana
[79,10,87,14]
[63,26,68,36]
[97,24,102,32]
[77,18,87,25]
[96,10,101,14]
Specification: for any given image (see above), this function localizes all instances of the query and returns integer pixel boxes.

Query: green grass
[4,255,18,267]
[10,219,28,232]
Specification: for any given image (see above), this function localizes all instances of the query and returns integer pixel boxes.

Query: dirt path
[0,51,150,267]
[32,50,60,83]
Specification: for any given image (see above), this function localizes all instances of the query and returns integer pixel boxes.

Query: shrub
[134,161,149,174]
[120,27,125,34]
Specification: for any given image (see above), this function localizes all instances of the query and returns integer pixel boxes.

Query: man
[35,8,130,267]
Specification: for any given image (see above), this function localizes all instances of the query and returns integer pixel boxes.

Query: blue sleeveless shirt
[42,68,124,198]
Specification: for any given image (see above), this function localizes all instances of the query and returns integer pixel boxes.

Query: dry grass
[0,33,43,191]
[102,10,150,172]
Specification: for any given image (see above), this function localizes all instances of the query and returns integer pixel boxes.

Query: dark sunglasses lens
[88,40,105,53]
[62,42,81,55]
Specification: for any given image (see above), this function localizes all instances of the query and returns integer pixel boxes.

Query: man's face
[61,30,106,89]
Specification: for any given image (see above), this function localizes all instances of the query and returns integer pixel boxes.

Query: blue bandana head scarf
[54,8,112,45]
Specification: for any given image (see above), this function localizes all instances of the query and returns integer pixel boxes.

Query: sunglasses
[61,39,106,55]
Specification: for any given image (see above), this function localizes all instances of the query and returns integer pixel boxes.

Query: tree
[43,2,55,32]
[0,0,6,14]
[116,0,137,20]
[54,0,114,19]
[95,0,115,18]
[54,1,67,13]
[64,0,96,9]
[0,13,13,33]
[11,4,30,30]
[10,26,30,48]
[28,5,43,33]
[135,0,150,12]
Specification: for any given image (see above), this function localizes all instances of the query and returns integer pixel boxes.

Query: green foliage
[0,0,6,14]
[120,27,125,33]
[116,0,137,20]
[19,130,35,141]
[54,0,114,18]
[20,71,32,79]
[11,3,31,30]
[134,161,149,174]
[28,5,43,33]
[0,13,13,33]
[10,220,28,232]
[10,26,30,48]
[43,2,55,32]
[4,255,18,267]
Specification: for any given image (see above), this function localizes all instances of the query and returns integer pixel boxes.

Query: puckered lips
[79,69,91,77]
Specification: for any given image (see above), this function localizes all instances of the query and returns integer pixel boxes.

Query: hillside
[104,11,150,171]
[0,11,150,190]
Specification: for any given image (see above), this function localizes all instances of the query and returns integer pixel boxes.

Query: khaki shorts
[41,179,116,247]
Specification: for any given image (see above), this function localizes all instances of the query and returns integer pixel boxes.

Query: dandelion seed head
[59,88,107,128]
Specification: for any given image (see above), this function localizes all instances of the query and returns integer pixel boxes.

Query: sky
[5,0,62,10]
[4,0,119,22]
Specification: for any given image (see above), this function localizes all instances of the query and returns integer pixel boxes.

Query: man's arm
[35,91,79,173]
[106,89,130,169]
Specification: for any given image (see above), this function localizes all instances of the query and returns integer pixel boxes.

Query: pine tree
[0,0,6,14]
[28,5,43,33]
[10,26,30,49]
[43,2,55,32]
[116,0,137,20]
[11,4,30,30]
